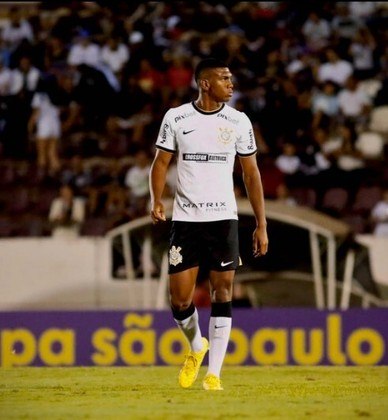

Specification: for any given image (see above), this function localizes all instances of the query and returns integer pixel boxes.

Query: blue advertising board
[0,309,387,367]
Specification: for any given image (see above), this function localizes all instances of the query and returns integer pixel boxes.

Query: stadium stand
[0,1,387,240]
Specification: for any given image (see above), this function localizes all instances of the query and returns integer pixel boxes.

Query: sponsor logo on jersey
[174,111,195,123]
[182,129,195,135]
[183,153,228,163]
[181,201,227,211]
[169,245,183,266]
[217,113,239,125]
[159,123,169,144]
[248,128,255,150]
[218,127,234,145]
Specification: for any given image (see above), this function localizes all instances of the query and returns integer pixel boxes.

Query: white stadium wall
[0,237,161,310]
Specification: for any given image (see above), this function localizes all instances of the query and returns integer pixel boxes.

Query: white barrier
[0,237,162,310]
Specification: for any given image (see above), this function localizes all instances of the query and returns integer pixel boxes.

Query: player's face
[206,68,234,102]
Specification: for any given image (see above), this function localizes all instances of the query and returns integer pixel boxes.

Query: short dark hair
[194,58,228,82]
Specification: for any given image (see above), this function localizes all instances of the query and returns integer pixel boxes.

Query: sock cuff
[211,301,232,318]
[172,303,195,321]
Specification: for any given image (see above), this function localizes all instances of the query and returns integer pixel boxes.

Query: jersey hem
[171,216,239,222]
[237,150,257,157]
[156,145,176,154]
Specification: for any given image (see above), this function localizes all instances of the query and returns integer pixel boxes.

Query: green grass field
[1,366,387,419]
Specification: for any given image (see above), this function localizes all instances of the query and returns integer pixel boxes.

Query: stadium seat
[358,79,382,101]
[290,187,317,208]
[341,214,367,234]
[6,188,30,215]
[355,132,384,159]
[104,136,129,158]
[321,188,349,217]
[33,188,58,216]
[0,163,16,186]
[369,106,388,134]
[351,185,382,217]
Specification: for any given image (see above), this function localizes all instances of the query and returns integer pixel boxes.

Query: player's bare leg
[170,267,209,388]
[203,270,234,391]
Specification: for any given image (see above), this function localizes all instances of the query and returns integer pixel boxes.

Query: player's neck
[194,97,223,113]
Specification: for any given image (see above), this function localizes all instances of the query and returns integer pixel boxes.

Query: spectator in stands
[338,75,372,126]
[67,29,101,68]
[124,150,151,218]
[60,154,97,213]
[275,143,301,175]
[311,81,339,129]
[1,7,34,53]
[28,76,62,174]
[0,56,12,95]
[136,58,165,97]
[48,184,86,238]
[371,188,388,236]
[44,36,69,72]
[11,55,40,101]
[332,121,367,193]
[101,34,130,77]
[72,63,118,131]
[165,55,193,98]
[302,11,331,53]
[348,27,377,80]
[275,143,303,189]
[331,3,364,50]
[317,48,353,87]
[2,55,38,159]
[349,2,377,20]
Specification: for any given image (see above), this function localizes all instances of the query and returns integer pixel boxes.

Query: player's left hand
[150,200,166,224]
[252,226,268,257]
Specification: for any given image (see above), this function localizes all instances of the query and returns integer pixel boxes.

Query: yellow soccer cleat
[179,337,209,388]
[202,373,223,391]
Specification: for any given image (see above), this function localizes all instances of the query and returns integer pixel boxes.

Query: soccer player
[149,58,268,390]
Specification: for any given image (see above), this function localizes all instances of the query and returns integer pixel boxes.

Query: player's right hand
[150,201,166,224]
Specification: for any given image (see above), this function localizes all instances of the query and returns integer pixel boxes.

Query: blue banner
[0,309,387,367]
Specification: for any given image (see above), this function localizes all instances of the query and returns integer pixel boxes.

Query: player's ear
[199,78,210,91]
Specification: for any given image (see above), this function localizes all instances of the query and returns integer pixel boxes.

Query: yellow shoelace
[184,354,197,369]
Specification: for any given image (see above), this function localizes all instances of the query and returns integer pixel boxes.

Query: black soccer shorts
[168,219,240,274]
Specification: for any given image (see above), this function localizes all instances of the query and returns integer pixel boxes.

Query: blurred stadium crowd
[0,1,388,237]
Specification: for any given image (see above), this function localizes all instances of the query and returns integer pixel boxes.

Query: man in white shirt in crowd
[317,48,353,87]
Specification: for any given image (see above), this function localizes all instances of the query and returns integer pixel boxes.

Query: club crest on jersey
[169,246,183,266]
[218,127,234,144]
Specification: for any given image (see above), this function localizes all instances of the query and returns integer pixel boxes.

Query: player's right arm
[149,148,173,224]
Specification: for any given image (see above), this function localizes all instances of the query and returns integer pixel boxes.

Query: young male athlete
[149,58,268,390]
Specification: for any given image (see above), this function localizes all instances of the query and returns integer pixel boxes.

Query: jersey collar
[192,101,225,115]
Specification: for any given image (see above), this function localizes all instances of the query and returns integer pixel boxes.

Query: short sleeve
[156,109,176,153]
[236,113,257,156]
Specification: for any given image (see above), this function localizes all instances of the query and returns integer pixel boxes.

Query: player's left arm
[239,154,268,257]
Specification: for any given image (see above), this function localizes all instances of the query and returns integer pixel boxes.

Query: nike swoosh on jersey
[214,325,227,329]
[182,129,195,135]
[221,261,234,267]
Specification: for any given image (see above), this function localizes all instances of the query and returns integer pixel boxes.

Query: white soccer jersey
[156,101,257,222]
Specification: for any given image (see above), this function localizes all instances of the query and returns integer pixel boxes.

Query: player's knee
[212,284,233,302]
[170,298,192,313]
[170,301,195,319]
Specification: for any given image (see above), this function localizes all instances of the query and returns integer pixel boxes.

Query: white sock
[207,316,232,377]
[174,307,203,352]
